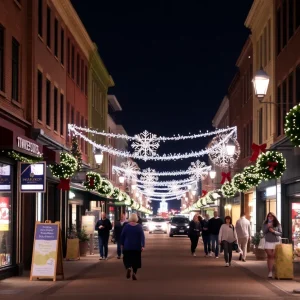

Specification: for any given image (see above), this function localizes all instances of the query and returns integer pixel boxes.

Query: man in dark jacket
[201,214,212,257]
[95,212,112,260]
[208,211,223,258]
[113,213,127,259]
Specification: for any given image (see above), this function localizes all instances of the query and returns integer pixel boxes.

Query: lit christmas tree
[71,136,82,171]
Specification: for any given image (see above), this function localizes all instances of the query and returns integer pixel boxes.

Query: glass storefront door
[266,199,276,216]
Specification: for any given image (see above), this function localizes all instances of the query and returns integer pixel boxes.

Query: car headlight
[187,226,189,229]
[171,225,177,229]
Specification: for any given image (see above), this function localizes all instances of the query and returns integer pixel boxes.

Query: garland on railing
[7,150,43,163]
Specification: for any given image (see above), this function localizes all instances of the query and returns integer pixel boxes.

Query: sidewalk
[0,243,117,299]
[233,251,300,295]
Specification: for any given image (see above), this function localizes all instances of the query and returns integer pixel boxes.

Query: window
[243,127,246,158]
[38,0,43,37]
[46,79,51,126]
[85,119,88,154]
[71,45,75,79]
[265,105,268,141]
[296,66,300,103]
[71,106,74,124]
[277,8,282,54]
[297,0,300,28]
[282,79,287,130]
[46,6,51,48]
[54,87,58,131]
[60,29,64,65]
[66,102,70,142]
[258,108,263,144]
[76,53,80,85]
[288,72,294,110]
[84,65,88,96]
[12,38,19,101]
[81,60,84,91]
[283,0,287,48]
[67,38,70,74]
[54,18,58,57]
[60,94,64,135]
[37,71,43,121]
[0,25,4,92]
[288,0,294,39]
[268,19,271,62]
[81,116,84,153]
[277,86,282,136]
[249,120,253,156]
[260,35,263,67]
[76,111,80,126]
[264,27,267,67]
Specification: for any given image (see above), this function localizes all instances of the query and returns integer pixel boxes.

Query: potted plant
[77,227,89,257]
[251,232,266,260]
[66,225,80,260]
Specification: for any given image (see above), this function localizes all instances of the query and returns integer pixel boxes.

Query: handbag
[232,226,239,251]
[258,237,265,249]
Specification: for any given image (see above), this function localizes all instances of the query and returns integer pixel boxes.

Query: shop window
[292,203,300,260]
[12,38,19,101]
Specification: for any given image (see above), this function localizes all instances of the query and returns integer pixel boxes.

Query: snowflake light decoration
[208,135,240,169]
[140,168,158,187]
[188,160,209,181]
[119,160,140,179]
[131,130,160,161]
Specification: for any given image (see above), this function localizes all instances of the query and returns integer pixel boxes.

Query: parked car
[141,218,150,231]
[149,217,168,234]
[168,216,190,237]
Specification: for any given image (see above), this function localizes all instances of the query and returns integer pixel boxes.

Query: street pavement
[1,233,300,300]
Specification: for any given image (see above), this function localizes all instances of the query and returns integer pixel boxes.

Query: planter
[255,247,267,260]
[66,238,80,260]
[79,241,88,257]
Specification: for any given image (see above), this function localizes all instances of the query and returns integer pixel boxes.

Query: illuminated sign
[266,186,276,197]
[20,162,46,193]
[17,137,41,155]
[0,164,11,191]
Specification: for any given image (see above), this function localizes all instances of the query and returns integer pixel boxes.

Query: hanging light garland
[242,165,262,188]
[232,173,251,192]
[284,103,300,147]
[221,182,237,198]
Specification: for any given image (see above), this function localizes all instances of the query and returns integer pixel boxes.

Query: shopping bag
[258,237,265,249]
[275,244,293,280]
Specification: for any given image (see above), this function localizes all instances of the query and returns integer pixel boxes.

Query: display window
[292,202,300,261]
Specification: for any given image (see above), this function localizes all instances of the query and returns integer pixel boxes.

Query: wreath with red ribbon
[84,172,102,191]
[256,151,286,180]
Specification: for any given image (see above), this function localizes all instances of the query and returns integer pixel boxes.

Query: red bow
[221,172,231,184]
[267,161,278,172]
[250,143,267,162]
[57,178,70,191]
[201,190,208,197]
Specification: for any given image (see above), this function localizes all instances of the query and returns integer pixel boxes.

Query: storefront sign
[0,197,10,231]
[17,137,40,155]
[20,162,46,193]
[82,216,95,235]
[0,164,11,191]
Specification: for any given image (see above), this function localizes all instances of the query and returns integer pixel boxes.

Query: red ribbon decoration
[221,172,231,184]
[201,190,208,197]
[250,143,267,162]
[267,161,278,172]
[57,179,70,191]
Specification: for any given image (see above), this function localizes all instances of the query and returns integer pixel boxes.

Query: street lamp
[209,169,216,179]
[192,190,197,196]
[252,69,270,99]
[119,176,125,184]
[94,149,103,165]
[131,184,136,191]
[226,138,236,156]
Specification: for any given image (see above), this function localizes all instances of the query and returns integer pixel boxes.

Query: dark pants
[116,240,122,257]
[223,241,233,263]
[98,235,109,258]
[123,250,142,274]
[190,235,199,253]
[202,235,211,255]
[210,234,219,257]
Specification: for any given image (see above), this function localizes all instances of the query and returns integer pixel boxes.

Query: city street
[2,233,300,300]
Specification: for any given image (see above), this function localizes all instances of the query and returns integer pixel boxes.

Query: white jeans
[238,237,248,259]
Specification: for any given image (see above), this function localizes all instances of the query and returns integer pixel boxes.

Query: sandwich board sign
[30,221,64,281]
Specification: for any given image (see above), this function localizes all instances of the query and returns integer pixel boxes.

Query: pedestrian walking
[235,212,251,262]
[263,212,282,278]
[188,214,202,257]
[201,214,212,257]
[95,212,112,260]
[208,211,223,258]
[219,216,238,267]
[120,213,145,281]
[113,213,128,259]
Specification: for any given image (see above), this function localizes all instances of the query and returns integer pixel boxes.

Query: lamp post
[252,68,270,99]
[226,138,236,157]
[94,149,104,165]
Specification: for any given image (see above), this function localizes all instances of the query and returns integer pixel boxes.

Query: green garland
[256,151,286,180]
[98,179,114,197]
[285,103,300,147]
[70,136,83,171]
[242,165,262,187]
[221,182,237,198]
[232,173,251,192]
[50,152,78,179]
[111,187,121,199]
[7,150,43,163]
[84,172,102,191]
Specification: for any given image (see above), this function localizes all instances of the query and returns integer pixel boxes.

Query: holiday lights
[221,182,237,198]
[285,104,300,147]
[98,179,114,197]
[50,152,78,179]
[188,160,209,180]
[118,160,140,179]
[232,173,251,193]
[84,172,102,191]
[135,177,197,186]
[7,150,43,163]
[242,165,262,187]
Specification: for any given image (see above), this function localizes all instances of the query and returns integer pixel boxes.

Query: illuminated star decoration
[131,130,160,161]
[208,134,240,169]
[140,168,159,187]
[188,160,209,181]
[119,160,140,179]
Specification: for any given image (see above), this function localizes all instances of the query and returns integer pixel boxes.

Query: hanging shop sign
[17,137,41,156]
[0,164,11,191]
[20,162,46,193]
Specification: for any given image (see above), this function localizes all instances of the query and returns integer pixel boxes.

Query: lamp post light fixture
[252,68,270,99]
[192,190,197,196]
[119,176,125,184]
[209,169,216,180]
[94,149,104,165]
[131,184,136,191]
[226,138,236,157]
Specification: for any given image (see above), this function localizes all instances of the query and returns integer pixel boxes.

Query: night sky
[71,0,253,213]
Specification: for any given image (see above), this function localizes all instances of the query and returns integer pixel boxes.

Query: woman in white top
[219,216,238,267]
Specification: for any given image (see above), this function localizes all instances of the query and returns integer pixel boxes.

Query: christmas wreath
[84,172,102,191]
[221,182,237,198]
[98,179,114,197]
[256,151,286,180]
[285,103,300,146]
[124,197,132,206]
[242,165,262,187]
[120,191,130,202]
[111,187,121,199]
[232,173,251,192]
